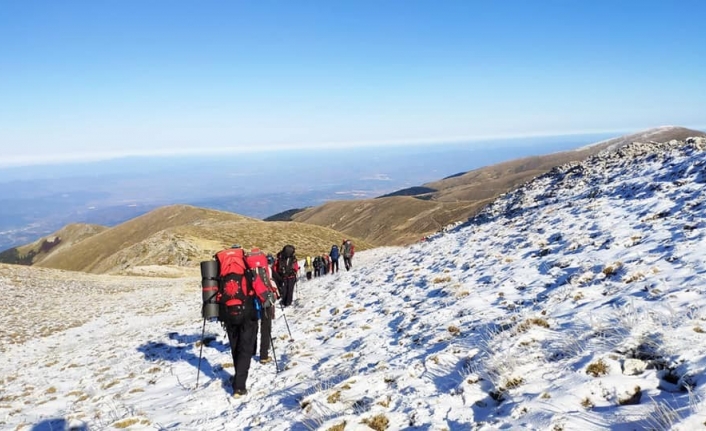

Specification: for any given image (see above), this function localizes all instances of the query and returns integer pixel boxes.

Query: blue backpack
[330,245,340,260]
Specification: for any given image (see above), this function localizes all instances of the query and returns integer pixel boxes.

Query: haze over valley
[0,133,617,252]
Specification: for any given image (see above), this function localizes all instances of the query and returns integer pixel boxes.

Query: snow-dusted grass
[3,137,706,429]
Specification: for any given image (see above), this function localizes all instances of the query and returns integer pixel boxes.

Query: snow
[3,137,706,430]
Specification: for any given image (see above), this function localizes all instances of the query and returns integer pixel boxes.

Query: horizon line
[2,125,703,169]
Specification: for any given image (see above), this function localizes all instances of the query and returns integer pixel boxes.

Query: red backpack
[214,247,251,323]
[244,248,273,301]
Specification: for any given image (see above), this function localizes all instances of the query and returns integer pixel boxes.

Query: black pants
[253,307,273,359]
[225,318,258,392]
[331,258,339,273]
[281,277,297,306]
[306,271,312,280]
[314,268,320,277]
[343,256,352,270]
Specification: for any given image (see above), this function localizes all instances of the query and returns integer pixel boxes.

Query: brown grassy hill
[292,126,706,246]
[426,126,706,202]
[0,223,108,266]
[34,204,373,276]
[291,196,479,245]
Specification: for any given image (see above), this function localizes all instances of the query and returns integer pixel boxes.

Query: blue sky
[1,1,704,166]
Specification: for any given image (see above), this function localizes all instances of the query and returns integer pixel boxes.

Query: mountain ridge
[6,204,373,275]
[288,126,706,246]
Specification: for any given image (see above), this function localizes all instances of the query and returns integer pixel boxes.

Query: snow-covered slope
[2,136,706,430]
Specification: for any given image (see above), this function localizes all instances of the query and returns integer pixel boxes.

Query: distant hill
[264,208,309,222]
[25,204,372,276]
[376,186,437,199]
[287,126,706,246]
[0,223,108,266]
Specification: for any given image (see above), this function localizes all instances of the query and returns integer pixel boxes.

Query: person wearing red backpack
[214,245,272,398]
[244,247,280,364]
[273,244,299,307]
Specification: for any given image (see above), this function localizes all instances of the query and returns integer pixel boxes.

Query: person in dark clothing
[342,239,355,271]
[329,244,340,273]
[313,256,322,277]
[321,254,329,275]
[248,248,280,364]
[214,245,269,397]
[225,318,258,397]
[274,247,299,307]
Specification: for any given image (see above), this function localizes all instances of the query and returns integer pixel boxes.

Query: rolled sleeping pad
[201,277,219,320]
[200,260,220,320]
[200,260,219,280]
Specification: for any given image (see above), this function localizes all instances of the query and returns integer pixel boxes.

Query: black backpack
[277,245,296,277]
[313,256,322,269]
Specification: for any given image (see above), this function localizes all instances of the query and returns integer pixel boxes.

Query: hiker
[324,254,332,275]
[214,245,272,397]
[329,244,340,273]
[274,245,299,307]
[342,239,355,271]
[304,256,313,280]
[245,247,279,365]
[321,254,329,275]
[313,255,322,277]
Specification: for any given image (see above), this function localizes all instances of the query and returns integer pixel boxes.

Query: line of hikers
[200,240,357,396]
[302,239,355,279]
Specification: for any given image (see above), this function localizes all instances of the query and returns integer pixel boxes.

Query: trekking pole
[195,317,207,388]
[279,303,293,341]
[269,332,279,374]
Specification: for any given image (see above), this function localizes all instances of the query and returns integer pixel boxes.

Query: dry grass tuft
[503,377,524,390]
[602,261,623,277]
[517,317,550,332]
[586,359,609,377]
[432,275,452,284]
[377,396,391,408]
[361,414,389,431]
[327,391,341,404]
[327,422,346,431]
[623,271,645,284]
[113,418,140,428]
[447,325,461,336]
[102,380,120,390]
[581,397,594,409]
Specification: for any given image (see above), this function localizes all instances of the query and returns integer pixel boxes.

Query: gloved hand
[263,291,276,308]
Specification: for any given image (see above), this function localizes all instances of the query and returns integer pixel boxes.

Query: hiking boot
[260,357,272,364]
[232,388,248,398]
